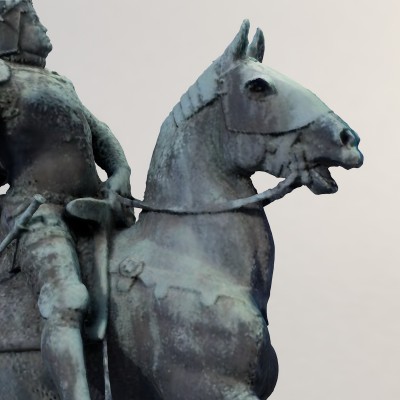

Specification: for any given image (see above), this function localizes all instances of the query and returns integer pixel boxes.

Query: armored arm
[85,108,132,198]
[0,162,6,188]
[0,108,7,187]
[0,60,11,188]
[0,111,6,187]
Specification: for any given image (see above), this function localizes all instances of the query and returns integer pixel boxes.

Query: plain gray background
[2,1,399,398]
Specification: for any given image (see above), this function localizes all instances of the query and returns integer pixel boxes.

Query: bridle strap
[116,173,300,215]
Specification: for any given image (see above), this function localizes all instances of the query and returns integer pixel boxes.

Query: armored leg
[17,205,91,400]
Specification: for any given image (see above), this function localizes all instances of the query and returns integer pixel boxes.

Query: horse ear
[247,28,265,62]
[221,19,250,63]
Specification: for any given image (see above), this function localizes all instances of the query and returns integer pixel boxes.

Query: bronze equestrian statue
[0,2,363,399]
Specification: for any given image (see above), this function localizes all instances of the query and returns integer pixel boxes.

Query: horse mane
[167,20,264,130]
[170,62,221,128]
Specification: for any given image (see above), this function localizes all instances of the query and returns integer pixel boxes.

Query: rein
[116,172,301,215]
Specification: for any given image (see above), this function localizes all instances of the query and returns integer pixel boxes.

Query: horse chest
[206,212,274,285]
[112,212,274,304]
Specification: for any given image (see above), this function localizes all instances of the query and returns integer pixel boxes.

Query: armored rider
[0,1,132,398]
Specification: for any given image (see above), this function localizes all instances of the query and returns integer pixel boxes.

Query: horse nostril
[340,129,355,147]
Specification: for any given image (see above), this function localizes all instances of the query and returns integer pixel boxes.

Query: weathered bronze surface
[0,2,363,399]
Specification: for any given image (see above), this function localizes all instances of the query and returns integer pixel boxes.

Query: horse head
[167,20,363,200]
[222,21,363,194]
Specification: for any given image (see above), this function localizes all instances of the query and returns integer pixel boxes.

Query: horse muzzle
[305,145,363,195]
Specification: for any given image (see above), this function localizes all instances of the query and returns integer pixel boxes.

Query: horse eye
[245,78,275,99]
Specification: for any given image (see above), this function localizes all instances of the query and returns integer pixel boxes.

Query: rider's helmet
[0,0,32,56]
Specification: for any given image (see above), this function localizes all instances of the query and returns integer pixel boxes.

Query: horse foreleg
[233,394,260,400]
[222,387,261,400]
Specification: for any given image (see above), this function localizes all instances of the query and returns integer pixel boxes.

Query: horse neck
[141,104,273,294]
[144,102,256,209]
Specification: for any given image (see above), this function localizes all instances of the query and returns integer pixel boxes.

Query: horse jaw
[306,166,339,194]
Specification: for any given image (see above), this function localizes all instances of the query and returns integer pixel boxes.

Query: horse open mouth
[307,165,338,195]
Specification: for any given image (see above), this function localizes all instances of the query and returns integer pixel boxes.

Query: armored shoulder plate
[0,60,11,84]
